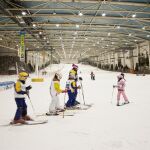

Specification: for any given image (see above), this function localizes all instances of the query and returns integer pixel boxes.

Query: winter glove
[26,85,32,90]
[113,85,116,88]
[77,85,81,89]
[62,89,67,93]
[79,77,83,81]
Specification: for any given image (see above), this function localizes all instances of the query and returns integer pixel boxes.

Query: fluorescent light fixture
[22,11,26,16]
[33,24,36,27]
[132,14,136,18]
[56,24,60,27]
[117,26,120,29]
[76,24,79,28]
[102,13,106,17]
[78,12,83,16]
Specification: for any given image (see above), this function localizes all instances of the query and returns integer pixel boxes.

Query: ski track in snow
[0,64,150,150]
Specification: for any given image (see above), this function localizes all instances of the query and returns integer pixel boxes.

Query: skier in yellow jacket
[46,73,67,115]
[12,71,32,124]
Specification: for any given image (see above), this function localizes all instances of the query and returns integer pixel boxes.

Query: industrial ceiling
[0,0,149,60]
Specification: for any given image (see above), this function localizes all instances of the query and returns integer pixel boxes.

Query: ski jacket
[117,79,126,91]
[50,80,63,97]
[66,79,77,93]
[14,80,27,98]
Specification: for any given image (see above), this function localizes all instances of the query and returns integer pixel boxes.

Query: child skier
[47,73,67,115]
[12,71,32,124]
[90,71,95,80]
[113,74,129,106]
[65,75,81,108]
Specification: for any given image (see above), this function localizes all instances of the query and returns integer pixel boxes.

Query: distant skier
[12,71,32,124]
[65,75,81,108]
[47,73,67,115]
[69,64,82,105]
[90,71,95,80]
[113,74,129,106]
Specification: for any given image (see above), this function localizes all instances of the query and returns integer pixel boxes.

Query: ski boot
[22,115,33,121]
[46,111,59,116]
[10,119,26,124]
[123,101,130,105]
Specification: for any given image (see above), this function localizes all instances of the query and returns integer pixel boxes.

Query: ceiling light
[39,31,42,35]
[97,41,99,44]
[53,12,56,15]
[43,37,46,40]
[142,26,145,30]
[74,31,77,35]
[56,24,60,27]
[59,37,62,40]
[134,39,137,42]
[102,13,106,17]
[78,12,83,16]
[132,14,136,18]
[20,21,25,24]
[85,37,88,40]
[129,33,132,36]
[147,35,150,37]
[33,24,36,27]
[76,24,79,28]
[101,38,104,40]
[117,26,120,29]
[22,11,26,16]
[108,33,111,36]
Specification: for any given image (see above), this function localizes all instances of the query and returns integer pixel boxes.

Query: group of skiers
[12,64,82,124]
[12,64,129,124]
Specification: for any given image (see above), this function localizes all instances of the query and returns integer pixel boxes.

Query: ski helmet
[72,64,78,69]
[117,74,123,79]
[19,71,29,80]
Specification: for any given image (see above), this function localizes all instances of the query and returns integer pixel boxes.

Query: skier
[113,74,129,106]
[90,71,95,80]
[65,75,81,108]
[69,64,82,105]
[47,73,67,115]
[12,71,32,124]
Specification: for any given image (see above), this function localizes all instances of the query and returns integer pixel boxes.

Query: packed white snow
[0,64,150,150]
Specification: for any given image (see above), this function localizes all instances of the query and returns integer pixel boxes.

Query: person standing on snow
[47,73,67,115]
[12,72,32,124]
[65,75,81,108]
[90,71,95,80]
[113,74,129,106]
[69,64,82,105]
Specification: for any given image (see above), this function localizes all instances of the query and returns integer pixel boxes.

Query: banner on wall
[19,30,25,61]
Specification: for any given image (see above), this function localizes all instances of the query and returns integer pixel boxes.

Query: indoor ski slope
[0,64,150,150]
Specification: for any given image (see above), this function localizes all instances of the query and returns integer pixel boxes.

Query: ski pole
[80,81,85,105]
[62,92,67,118]
[110,87,115,104]
[26,91,35,114]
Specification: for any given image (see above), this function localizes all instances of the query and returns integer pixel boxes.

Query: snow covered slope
[0,64,150,150]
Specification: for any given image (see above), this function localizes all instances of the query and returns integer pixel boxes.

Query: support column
[148,41,150,69]
[129,50,134,70]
